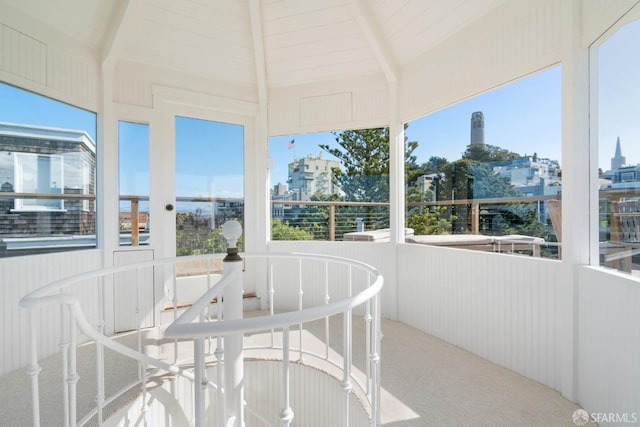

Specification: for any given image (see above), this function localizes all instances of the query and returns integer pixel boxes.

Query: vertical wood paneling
[0,24,46,85]
[301,92,352,127]
[353,88,388,122]
[243,360,370,426]
[397,244,562,390]
[0,250,102,376]
[268,74,389,136]
[101,360,371,426]
[113,76,153,108]
[268,241,396,319]
[47,49,98,105]
[113,250,155,333]
[577,267,640,418]
[0,23,99,111]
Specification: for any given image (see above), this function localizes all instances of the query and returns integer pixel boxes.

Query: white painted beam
[347,0,398,84]
[249,0,268,103]
[559,0,590,403]
[101,0,140,68]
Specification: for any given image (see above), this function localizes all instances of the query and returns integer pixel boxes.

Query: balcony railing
[272,200,389,241]
[0,191,96,257]
[271,197,558,245]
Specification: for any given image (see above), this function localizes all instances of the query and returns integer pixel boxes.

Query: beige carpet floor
[0,317,583,427]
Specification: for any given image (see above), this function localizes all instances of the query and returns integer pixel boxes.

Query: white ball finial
[221,220,242,249]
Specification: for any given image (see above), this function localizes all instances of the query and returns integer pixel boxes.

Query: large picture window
[404,67,562,258]
[594,17,640,274]
[0,82,97,257]
[269,128,391,241]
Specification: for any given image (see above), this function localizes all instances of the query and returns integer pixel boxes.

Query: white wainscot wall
[577,266,640,423]
[397,243,563,391]
[0,250,103,375]
[267,241,397,320]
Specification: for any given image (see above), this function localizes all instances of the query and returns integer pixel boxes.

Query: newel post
[221,220,245,427]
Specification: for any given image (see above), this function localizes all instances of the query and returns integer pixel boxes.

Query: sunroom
[1,0,639,426]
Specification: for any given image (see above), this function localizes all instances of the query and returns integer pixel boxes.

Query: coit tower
[470,111,485,145]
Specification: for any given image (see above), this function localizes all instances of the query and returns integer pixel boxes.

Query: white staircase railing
[20,242,383,427]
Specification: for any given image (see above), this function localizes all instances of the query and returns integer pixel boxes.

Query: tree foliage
[406,143,553,236]
[406,206,454,235]
[317,126,416,233]
[176,212,243,255]
[271,219,314,240]
[320,126,418,202]
[462,143,521,162]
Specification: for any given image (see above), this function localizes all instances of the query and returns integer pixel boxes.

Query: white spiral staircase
[20,221,383,427]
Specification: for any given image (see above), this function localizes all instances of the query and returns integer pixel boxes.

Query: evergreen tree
[319,126,417,232]
[320,126,418,202]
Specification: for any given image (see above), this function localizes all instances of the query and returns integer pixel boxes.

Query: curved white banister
[166,253,382,339]
[165,282,381,339]
[20,251,383,427]
[30,294,194,378]
[168,270,237,326]
[20,253,226,307]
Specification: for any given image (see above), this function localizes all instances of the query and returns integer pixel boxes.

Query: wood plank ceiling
[0,0,506,91]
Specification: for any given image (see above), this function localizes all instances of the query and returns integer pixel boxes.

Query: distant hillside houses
[492,153,562,196]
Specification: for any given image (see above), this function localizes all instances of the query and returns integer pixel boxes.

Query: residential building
[287,153,339,200]
[0,122,96,256]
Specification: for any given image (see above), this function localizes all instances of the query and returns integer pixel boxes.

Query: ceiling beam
[101,0,141,68]
[249,0,268,103]
[347,0,398,84]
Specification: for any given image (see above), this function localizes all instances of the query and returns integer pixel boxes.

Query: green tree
[319,126,417,232]
[271,219,314,240]
[320,126,418,202]
[407,206,454,235]
[462,143,521,162]
[176,212,244,255]
[466,162,522,199]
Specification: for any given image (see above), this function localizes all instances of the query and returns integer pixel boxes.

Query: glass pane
[0,82,97,257]
[597,19,640,274]
[119,121,150,246]
[175,116,244,257]
[405,67,562,258]
[269,129,390,241]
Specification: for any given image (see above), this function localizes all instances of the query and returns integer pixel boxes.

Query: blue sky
[174,116,244,198]
[598,19,640,172]
[0,84,97,140]
[118,121,149,196]
[405,66,561,166]
[118,117,245,199]
[1,17,638,194]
